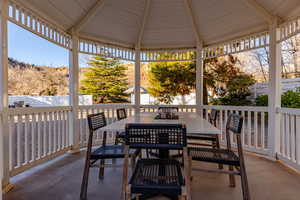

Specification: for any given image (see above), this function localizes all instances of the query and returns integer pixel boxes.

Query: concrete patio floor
[4,151,300,200]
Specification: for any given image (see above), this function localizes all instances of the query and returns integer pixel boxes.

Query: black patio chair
[187,109,222,168]
[187,109,220,148]
[158,106,179,113]
[117,108,127,120]
[188,113,250,200]
[115,108,127,144]
[122,123,191,200]
[80,112,140,200]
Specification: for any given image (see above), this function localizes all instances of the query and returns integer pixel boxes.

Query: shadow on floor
[4,151,300,200]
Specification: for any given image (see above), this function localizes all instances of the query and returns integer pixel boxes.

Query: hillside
[8,58,150,96]
[8,58,70,96]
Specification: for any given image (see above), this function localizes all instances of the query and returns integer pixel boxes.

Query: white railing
[8,106,72,176]
[202,105,269,155]
[5,104,300,177]
[78,104,135,147]
[277,108,300,170]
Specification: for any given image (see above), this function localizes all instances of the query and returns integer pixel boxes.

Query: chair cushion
[90,145,138,159]
[189,147,240,166]
[129,159,183,195]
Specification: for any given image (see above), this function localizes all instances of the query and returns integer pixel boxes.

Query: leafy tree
[148,61,195,104]
[205,55,256,105]
[147,52,255,105]
[80,57,129,104]
[205,55,256,97]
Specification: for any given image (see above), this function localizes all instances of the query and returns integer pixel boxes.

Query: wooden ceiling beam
[69,0,105,33]
[183,0,202,45]
[136,0,151,49]
[241,0,275,24]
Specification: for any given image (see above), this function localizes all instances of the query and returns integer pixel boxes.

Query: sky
[8,21,89,68]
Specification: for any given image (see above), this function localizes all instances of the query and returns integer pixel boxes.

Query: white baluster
[24,114,29,164]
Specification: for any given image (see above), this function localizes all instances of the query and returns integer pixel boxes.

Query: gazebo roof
[15,0,300,50]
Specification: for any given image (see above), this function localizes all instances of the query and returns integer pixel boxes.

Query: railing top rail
[8,106,72,115]
[6,104,272,115]
[277,107,300,115]
[140,105,197,108]
[202,105,268,112]
[78,104,135,109]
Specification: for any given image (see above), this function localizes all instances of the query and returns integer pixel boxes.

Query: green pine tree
[80,57,129,104]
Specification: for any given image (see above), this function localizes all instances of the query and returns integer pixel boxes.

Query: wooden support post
[184,0,203,115]
[196,43,204,116]
[268,19,281,158]
[134,48,141,114]
[69,31,80,153]
[0,0,13,194]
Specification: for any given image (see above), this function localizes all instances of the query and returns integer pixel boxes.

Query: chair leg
[99,159,105,179]
[212,139,222,170]
[136,193,141,200]
[80,158,91,200]
[215,136,223,169]
[112,132,119,165]
[228,165,236,187]
[240,166,251,200]
[179,195,187,200]
[131,155,136,170]
[183,148,192,200]
[115,132,119,145]
[125,185,131,200]
[188,155,193,181]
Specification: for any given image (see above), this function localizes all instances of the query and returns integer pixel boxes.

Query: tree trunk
[203,60,208,105]
[203,80,208,105]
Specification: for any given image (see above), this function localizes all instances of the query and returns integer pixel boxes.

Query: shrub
[281,89,300,108]
[255,88,300,108]
[255,95,268,107]
[210,92,253,106]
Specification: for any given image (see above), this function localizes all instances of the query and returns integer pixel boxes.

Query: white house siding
[250,78,300,98]
[9,95,93,107]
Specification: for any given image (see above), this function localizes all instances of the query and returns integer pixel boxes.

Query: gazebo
[1,0,300,199]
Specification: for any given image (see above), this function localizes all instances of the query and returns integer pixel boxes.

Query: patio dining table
[101,112,221,135]
[100,112,221,199]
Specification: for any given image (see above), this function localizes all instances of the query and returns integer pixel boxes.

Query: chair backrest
[226,113,243,134]
[86,112,107,153]
[117,108,127,120]
[209,109,219,126]
[87,112,107,132]
[158,107,179,113]
[225,113,243,151]
[125,123,186,150]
